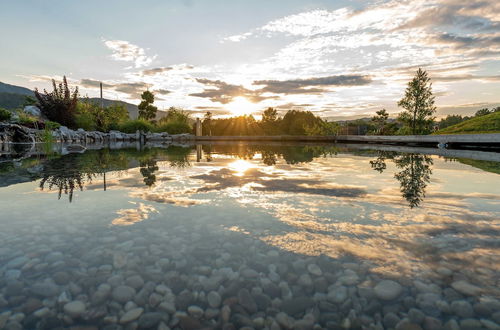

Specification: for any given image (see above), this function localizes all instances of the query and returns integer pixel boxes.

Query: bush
[45,120,61,130]
[34,76,79,128]
[18,113,37,125]
[156,121,192,134]
[0,107,11,121]
[119,119,154,133]
[75,112,97,131]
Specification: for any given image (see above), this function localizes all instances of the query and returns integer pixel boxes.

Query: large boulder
[23,106,47,120]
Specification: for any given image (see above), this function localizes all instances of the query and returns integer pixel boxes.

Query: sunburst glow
[229,159,254,176]
[225,96,258,116]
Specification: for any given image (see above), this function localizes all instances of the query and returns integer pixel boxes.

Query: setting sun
[225,96,258,116]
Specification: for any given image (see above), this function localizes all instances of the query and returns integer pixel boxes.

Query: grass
[456,158,500,175]
[434,111,500,135]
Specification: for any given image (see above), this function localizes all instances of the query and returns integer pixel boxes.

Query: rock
[6,256,29,269]
[423,316,443,330]
[276,312,294,328]
[327,286,348,304]
[207,291,221,308]
[307,264,322,276]
[408,308,426,324]
[451,300,474,318]
[112,285,136,303]
[31,282,60,297]
[126,275,144,290]
[481,319,500,329]
[281,297,315,316]
[460,318,482,330]
[187,306,204,319]
[238,289,257,314]
[53,271,71,285]
[23,106,43,119]
[374,280,403,300]
[63,301,86,318]
[5,270,21,281]
[138,312,163,328]
[384,312,401,328]
[120,307,143,324]
[451,281,481,296]
[241,268,259,278]
[33,307,50,318]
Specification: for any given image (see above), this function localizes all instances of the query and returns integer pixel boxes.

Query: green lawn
[434,111,500,135]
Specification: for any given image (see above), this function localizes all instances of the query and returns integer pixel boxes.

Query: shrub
[0,107,11,121]
[75,112,97,131]
[18,113,37,125]
[34,76,79,128]
[156,121,192,134]
[45,120,61,130]
[119,119,154,133]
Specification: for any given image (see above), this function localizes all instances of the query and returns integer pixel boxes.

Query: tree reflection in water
[370,152,433,208]
[139,160,158,187]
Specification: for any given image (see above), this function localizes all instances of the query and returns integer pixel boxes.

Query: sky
[0,0,499,119]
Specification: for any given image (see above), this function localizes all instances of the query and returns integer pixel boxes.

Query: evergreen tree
[397,68,436,135]
[138,91,157,121]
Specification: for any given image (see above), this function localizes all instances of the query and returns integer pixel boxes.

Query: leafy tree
[438,114,468,129]
[260,107,280,135]
[157,107,192,134]
[397,68,436,135]
[0,107,11,121]
[34,76,79,128]
[475,108,491,117]
[138,91,157,121]
[280,110,323,135]
[76,100,129,131]
[203,111,212,136]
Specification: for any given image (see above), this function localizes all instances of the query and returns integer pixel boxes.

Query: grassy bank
[434,112,500,135]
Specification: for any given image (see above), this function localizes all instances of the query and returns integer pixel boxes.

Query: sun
[226,96,258,116]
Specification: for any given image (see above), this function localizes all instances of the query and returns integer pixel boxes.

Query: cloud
[190,75,371,104]
[254,75,372,94]
[189,78,275,104]
[102,39,157,68]
[141,67,174,76]
[80,78,151,98]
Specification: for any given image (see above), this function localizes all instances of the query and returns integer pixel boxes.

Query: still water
[0,144,499,330]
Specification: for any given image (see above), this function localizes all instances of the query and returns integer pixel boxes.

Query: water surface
[0,144,499,329]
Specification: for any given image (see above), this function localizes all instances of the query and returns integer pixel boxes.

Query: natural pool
[0,143,499,330]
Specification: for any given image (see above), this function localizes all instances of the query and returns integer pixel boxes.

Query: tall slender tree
[397,68,436,135]
[138,91,157,121]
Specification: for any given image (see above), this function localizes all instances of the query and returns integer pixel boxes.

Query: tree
[260,107,280,135]
[475,108,491,117]
[138,91,157,121]
[34,76,79,128]
[203,111,212,136]
[371,109,389,134]
[397,68,436,135]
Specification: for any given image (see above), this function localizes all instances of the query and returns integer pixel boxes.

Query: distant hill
[0,82,34,96]
[0,81,147,119]
[0,92,30,110]
[434,111,500,134]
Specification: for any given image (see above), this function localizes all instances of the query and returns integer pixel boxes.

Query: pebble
[120,307,143,324]
[112,285,136,303]
[138,312,163,328]
[307,264,323,276]
[187,305,204,319]
[63,301,86,318]
[451,280,481,296]
[207,291,221,308]
[374,280,403,300]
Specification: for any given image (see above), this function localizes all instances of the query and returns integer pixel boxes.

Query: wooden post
[100,82,103,109]
[196,118,202,136]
